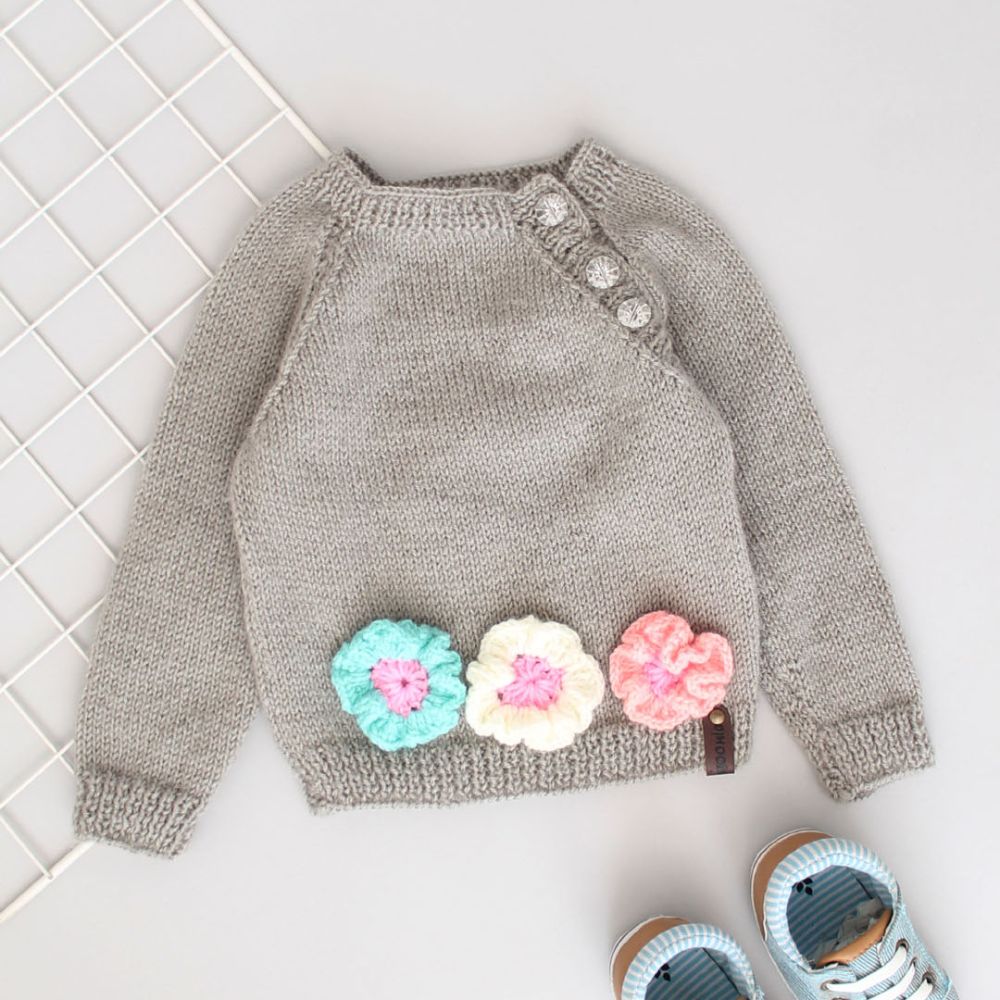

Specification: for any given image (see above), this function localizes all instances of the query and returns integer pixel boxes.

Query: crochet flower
[610,611,733,731]
[331,619,466,752]
[465,616,605,752]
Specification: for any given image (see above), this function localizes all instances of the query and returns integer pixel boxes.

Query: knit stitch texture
[73,140,933,856]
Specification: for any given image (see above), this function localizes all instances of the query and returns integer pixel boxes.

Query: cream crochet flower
[464,616,605,752]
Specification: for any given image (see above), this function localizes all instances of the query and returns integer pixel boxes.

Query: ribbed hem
[811,701,934,801]
[296,708,754,811]
[74,769,203,858]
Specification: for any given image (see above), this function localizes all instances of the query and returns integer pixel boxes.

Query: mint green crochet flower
[331,619,466,752]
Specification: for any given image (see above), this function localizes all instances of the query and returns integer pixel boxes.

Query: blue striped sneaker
[611,916,765,1000]
[751,831,957,999]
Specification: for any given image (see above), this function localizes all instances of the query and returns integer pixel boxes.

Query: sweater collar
[325,138,624,229]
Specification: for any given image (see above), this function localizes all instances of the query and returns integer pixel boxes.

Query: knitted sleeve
[609,166,933,800]
[72,167,332,856]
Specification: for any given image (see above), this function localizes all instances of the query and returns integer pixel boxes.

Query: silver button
[585,255,621,290]
[616,297,652,329]
[535,192,569,227]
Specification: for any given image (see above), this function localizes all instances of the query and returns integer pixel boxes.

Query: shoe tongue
[814,904,892,968]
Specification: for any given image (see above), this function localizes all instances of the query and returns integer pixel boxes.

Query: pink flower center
[371,658,430,717]
[643,659,683,698]
[498,654,565,709]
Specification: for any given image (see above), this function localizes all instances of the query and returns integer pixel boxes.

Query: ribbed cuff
[811,701,935,801]
[74,769,203,858]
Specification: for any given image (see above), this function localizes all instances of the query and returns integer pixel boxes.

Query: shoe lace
[820,943,934,999]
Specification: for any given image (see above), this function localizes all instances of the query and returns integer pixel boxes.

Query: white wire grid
[0,0,329,922]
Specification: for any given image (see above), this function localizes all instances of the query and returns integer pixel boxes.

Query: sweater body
[73,140,933,856]
[231,206,760,808]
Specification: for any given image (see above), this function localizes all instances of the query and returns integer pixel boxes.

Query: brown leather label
[702,703,735,775]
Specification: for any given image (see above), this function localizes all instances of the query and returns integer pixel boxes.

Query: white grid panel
[0,0,330,921]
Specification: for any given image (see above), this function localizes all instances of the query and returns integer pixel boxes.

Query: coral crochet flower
[465,616,605,752]
[610,612,733,731]
[331,619,466,752]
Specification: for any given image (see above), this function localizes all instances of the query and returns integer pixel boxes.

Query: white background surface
[2,1,997,997]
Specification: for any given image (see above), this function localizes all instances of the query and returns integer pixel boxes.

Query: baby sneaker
[611,916,765,999]
[751,831,956,999]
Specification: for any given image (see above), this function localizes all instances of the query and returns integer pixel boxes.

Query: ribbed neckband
[325,137,624,230]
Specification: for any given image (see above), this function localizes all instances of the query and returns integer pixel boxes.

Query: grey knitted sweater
[74,140,933,857]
